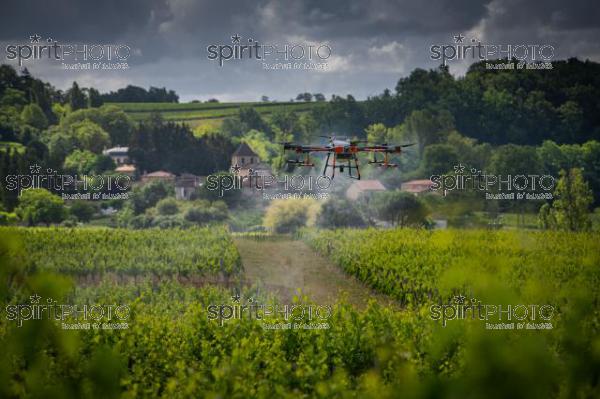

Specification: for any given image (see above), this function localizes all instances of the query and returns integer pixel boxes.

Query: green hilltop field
[109,101,324,128]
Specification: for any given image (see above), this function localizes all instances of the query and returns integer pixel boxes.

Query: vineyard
[1,227,599,398]
[301,228,600,306]
[110,101,323,125]
[2,226,242,276]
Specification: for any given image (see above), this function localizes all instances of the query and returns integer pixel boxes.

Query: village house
[400,179,433,195]
[103,146,130,165]
[115,164,137,178]
[140,170,176,184]
[231,142,272,179]
[346,179,386,200]
[175,173,205,200]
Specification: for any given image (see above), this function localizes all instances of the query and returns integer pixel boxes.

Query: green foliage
[372,191,429,227]
[403,108,455,156]
[421,143,459,175]
[241,129,280,167]
[238,106,269,134]
[60,105,134,146]
[69,201,96,222]
[2,226,598,398]
[68,120,111,154]
[156,197,179,215]
[184,200,228,225]
[130,180,174,214]
[489,144,542,176]
[112,101,320,126]
[63,149,97,174]
[365,123,388,144]
[67,81,86,111]
[263,198,319,233]
[0,87,27,109]
[303,228,600,307]
[4,226,241,276]
[20,103,48,130]
[539,168,593,231]
[0,211,17,225]
[15,188,65,226]
[317,198,367,228]
[129,116,234,176]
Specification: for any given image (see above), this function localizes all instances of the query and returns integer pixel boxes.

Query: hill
[109,101,324,128]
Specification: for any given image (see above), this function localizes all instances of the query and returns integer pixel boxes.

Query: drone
[281,135,415,179]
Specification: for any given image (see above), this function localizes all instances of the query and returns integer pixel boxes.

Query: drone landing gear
[323,152,361,180]
[287,152,315,167]
[368,152,397,168]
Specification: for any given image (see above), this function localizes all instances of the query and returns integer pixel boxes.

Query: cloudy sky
[1,0,598,102]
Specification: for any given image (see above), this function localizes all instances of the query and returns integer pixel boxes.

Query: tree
[403,108,454,157]
[557,101,583,143]
[489,144,542,176]
[70,120,111,153]
[20,104,48,129]
[263,198,319,233]
[67,82,86,111]
[130,180,174,214]
[317,198,366,228]
[313,93,326,102]
[87,87,103,107]
[261,96,270,102]
[156,197,179,215]
[365,123,388,144]
[422,144,459,175]
[15,188,65,226]
[241,130,280,167]
[296,93,313,102]
[69,201,96,222]
[63,149,98,175]
[0,88,27,109]
[60,106,134,146]
[539,168,593,231]
[239,107,268,133]
[372,191,429,227]
[297,113,317,142]
[184,200,228,225]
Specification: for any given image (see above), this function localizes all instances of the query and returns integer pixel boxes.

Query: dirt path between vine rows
[233,237,396,308]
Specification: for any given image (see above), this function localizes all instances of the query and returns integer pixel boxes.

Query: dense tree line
[129,114,235,176]
[308,58,600,145]
[99,85,179,103]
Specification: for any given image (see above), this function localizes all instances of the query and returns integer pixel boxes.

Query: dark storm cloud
[1,0,599,100]
[479,0,599,31]
[252,0,489,39]
[0,0,172,41]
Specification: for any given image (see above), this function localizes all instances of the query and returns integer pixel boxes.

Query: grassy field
[109,101,324,128]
